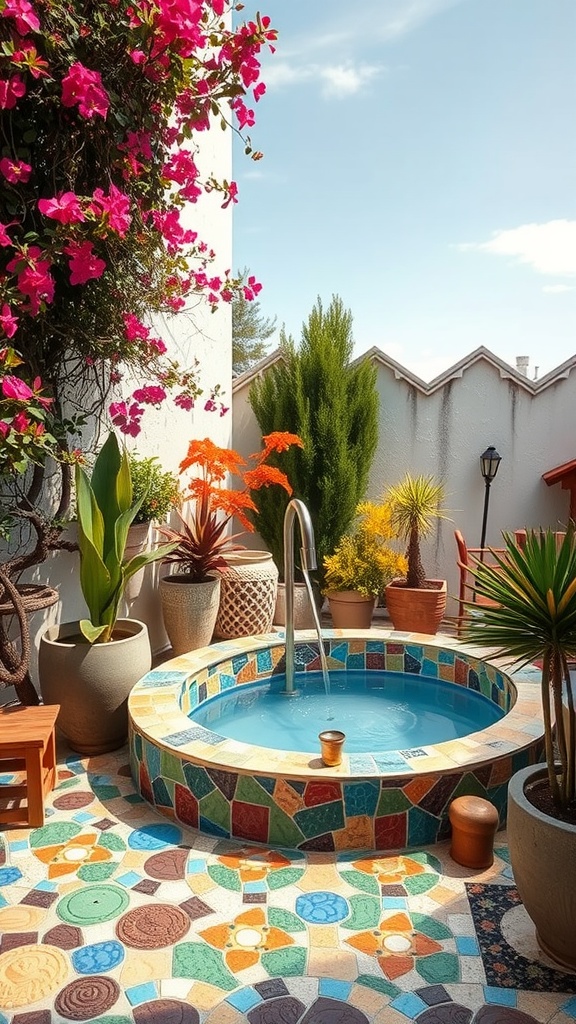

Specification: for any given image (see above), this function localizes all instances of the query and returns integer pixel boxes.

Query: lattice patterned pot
[214,550,278,639]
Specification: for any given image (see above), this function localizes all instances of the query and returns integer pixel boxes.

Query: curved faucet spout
[283,499,317,694]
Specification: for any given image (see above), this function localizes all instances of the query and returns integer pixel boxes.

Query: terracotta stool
[449,795,499,869]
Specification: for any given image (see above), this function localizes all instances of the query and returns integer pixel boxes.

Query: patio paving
[0,741,575,1023]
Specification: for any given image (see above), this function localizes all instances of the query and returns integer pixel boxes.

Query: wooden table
[0,704,60,828]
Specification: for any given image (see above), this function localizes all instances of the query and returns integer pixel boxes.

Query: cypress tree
[249,295,379,587]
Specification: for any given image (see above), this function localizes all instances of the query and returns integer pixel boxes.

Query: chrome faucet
[283,498,317,694]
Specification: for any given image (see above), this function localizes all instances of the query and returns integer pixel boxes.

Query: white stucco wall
[232,348,576,619]
[11,118,233,698]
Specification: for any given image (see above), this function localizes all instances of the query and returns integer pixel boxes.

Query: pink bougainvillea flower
[0,158,32,184]
[89,183,131,236]
[0,74,26,109]
[174,393,194,411]
[61,62,109,119]
[132,385,167,405]
[32,375,53,408]
[0,422,10,438]
[64,240,106,285]
[123,312,150,342]
[0,222,14,246]
[109,400,144,437]
[7,247,55,313]
[12,410,30,432]
[0,304,18,339]
[38,192,85,224]
[151,209,197,252]
[1,0,40,34]
[2,375,33,401]
[148,336,167,355]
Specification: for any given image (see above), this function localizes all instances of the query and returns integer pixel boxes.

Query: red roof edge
[542,458,576,486]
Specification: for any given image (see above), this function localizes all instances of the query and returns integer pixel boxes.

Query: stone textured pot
[123,521,151,602]
[38,618,151,755]
[214,551,278,640]
[326,590,376,629]
[385,578,447,634]
[160,574,221,655]
[507,763,576,971]
[273,582,320,630]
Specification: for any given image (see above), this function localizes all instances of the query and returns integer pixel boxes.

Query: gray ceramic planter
[38,618,151,755]
[507,763,576,971]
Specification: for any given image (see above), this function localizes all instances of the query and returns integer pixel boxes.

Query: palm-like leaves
[461,528,576,811]
[386,475,449,587]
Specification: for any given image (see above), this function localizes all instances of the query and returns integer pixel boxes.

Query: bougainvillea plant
[0,0,275,442]
[159,432,303,581]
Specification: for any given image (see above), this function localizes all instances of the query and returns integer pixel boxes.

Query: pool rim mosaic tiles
[128,630,545,852]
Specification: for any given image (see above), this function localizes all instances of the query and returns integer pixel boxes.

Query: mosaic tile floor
[0,743,575,1023]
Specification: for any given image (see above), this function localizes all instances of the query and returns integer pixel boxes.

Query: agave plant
[75,432,176,643]
[386,475,449,588]
[461,528,576,812]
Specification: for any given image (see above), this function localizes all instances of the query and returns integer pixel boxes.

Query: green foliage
[232,267,277,374]
[128,454,181,525]
[461,528,576,812]
[323,501,407,599]
[248,296,379,587]
[75,432,176,643]
[386,475,449,588]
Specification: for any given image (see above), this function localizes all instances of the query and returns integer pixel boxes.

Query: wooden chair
[454,530,506,636]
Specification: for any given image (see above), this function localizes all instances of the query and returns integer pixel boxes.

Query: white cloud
[542,283,575,293]
[264,60,383,99]
[459,220,576,277]
[320,64,381,98]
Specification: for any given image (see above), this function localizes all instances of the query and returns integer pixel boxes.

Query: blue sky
[232,0,576,382]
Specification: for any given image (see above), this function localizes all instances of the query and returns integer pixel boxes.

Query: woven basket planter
[214,550,278,639]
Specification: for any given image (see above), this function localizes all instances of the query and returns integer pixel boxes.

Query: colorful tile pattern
[128,631,545,852]
[0,745,574,1022]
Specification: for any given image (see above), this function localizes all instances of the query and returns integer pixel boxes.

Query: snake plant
[75,431,176,643]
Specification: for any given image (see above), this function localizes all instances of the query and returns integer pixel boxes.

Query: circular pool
[128,629,545,853]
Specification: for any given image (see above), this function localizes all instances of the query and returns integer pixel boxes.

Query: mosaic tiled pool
[128,630,545,853]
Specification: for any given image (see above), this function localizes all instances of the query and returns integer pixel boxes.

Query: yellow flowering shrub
[323,501,407,599]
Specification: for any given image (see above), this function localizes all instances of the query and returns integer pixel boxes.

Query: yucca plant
[461,528,576,812]
[386,475,449,587]
[75,432,176,643]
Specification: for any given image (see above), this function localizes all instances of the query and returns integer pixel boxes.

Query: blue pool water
[189,671,504,753]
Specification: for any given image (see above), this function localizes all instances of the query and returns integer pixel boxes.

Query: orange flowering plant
[159,432,303,582]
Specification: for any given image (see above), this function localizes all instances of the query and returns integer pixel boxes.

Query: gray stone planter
[38,618,151,755]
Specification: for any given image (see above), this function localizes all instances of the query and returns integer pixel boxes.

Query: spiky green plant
[461,528,576,812]
[386,475,449,588]
[75,432,176,643]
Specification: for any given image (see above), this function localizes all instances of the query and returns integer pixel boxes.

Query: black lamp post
[479,445,502,554]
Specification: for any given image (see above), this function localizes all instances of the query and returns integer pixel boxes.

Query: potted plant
[384,474,450,634]
[124,454,181,599]
[158,432,303,653]
[461,528,576,971]
[323,501,407,628]
[38,432,176,754]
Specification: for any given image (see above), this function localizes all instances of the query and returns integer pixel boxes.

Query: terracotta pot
[326,590,376,629]
[38,619,151,755]
[160,574,221,655]
[274,582,320,630]
[214,550,278,639]
[507,764,576,971]
[385,578,447,634]
[319,729,346,766]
